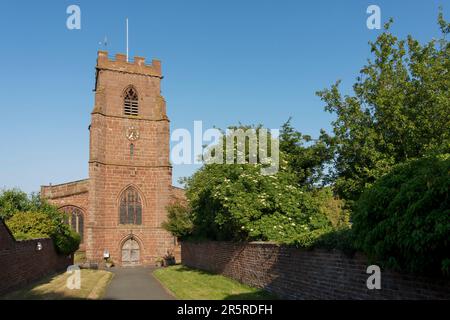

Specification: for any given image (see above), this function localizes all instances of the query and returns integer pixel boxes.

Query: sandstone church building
[41,51,184,266]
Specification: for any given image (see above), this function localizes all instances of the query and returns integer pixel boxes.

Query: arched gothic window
[124,86,139,116]
[119,187,142,225]
[61,206,84,242]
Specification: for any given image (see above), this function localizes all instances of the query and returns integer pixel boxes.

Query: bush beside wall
[0,220,73,296]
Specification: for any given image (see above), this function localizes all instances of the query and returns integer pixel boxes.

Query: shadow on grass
[3,292,87,300]
[168,264,212,275]
[0,272,82,300]
[163,265,278,300]
[1,269,111,300]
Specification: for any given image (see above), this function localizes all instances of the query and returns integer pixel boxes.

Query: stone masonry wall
[41,179,89,251]
[39,52,183,267]
[85,51,176,265]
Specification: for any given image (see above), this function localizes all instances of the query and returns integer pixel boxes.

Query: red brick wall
[181,241,450,300]
[0,219,15,251]
[0,220,73,296]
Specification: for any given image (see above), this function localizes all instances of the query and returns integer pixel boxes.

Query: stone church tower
[41,51,184,266]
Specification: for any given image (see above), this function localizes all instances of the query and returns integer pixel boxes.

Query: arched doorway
[121,238,140,266]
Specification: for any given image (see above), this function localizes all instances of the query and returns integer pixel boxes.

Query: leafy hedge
[6,211,56,240]
[6,210,80,255]
[51,227,81,255]
[352,154,450,276]
[1,190,81,255]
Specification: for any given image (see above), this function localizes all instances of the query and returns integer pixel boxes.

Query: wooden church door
[121,238,140,266]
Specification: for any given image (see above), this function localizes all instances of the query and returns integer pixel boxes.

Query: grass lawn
[74,251,87,264]
[153,265,276,300]
[1,269,113,300]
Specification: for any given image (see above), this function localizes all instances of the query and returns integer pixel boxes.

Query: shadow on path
[103,266,175,300]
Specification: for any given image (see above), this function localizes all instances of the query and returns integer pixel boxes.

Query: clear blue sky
[0,0,447,194]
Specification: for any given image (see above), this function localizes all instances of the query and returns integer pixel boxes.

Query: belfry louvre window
[61,206,84,242]
[119,187,142,225]
[124,87,139,116]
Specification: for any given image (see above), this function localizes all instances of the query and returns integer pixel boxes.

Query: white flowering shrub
[182,158,333,244]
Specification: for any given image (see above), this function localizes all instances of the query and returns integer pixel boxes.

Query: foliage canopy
[1,189,80,255]
[317,14,450,201]
[352,154,450,276]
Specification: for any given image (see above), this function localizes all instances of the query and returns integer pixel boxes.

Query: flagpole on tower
[126,18,129,62]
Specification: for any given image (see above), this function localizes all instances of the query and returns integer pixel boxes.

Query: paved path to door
[103,266,175,300]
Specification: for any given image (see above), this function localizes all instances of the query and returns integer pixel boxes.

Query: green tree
[162,203,194,239]
[0,189,81,255]
[279,118,335,188]
[314,187,349,229]
[0,188,30,219]
[176,125,334,244]
[352,154,450,276]
[317,13,450,201]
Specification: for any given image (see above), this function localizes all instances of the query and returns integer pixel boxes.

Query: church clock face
[126,126,140,141]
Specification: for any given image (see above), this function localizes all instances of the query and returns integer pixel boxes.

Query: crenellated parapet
[96,51,162,78]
